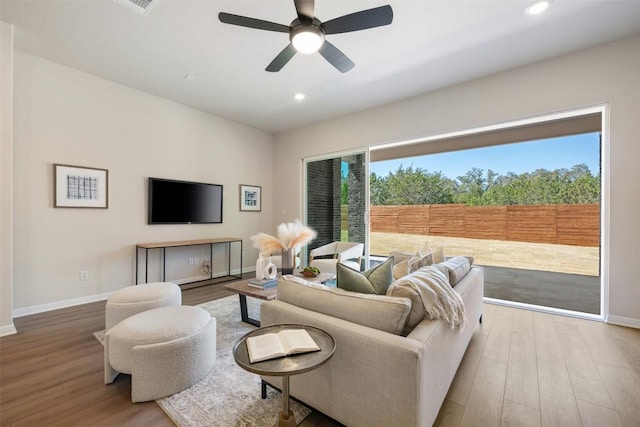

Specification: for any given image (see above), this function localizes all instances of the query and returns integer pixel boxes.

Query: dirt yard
[370,232,600,276]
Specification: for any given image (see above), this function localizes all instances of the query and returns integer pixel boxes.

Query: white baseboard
[0,323,17,337]
[13,292,111,318]
[12,268,252,319]
[606,315,640,329]
[171,274,212,285]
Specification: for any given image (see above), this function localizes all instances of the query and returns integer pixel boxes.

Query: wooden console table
[135,238,242,285]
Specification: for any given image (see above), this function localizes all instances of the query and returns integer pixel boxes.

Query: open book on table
[246,329,320,363]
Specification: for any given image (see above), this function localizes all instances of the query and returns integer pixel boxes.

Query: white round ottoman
[105,282,181,330]
[104,305,216,402]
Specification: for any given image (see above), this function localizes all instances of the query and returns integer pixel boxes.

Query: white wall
[0,22,16,335]
[273,35,640,327]
[10,50,274,314]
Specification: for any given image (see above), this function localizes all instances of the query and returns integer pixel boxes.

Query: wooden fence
[369,204,600,247]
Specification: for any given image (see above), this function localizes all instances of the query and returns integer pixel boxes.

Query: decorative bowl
[301,269,319,277]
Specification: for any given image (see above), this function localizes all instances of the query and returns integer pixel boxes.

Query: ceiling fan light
[291,27,325,54]
[525,0,551,16]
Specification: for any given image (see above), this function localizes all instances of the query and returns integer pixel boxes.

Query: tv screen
[148,178,223,224]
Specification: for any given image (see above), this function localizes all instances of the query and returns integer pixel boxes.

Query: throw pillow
[388,249,413,265]
[408,250,433,272]
[337,257,394,295]
[430,245,446,264]
[437,256,471,286]
[392,259,410,280]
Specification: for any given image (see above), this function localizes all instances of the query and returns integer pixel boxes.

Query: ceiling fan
[218,0,393,73]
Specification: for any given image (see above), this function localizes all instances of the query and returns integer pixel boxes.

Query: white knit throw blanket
[395,266,467,329]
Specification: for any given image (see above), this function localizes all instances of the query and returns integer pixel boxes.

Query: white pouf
[104,305,216,402]
[105,282,181,330]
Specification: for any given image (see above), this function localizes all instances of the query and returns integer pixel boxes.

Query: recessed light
[294,93,306,101]
[525,0,552,16]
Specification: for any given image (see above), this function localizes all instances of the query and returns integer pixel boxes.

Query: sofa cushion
[438,256,472,285]
[277,277,411,335]
[337,257,394,295]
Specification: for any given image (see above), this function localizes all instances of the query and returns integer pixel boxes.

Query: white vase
[255,253,265,279]
[264,259,277,279]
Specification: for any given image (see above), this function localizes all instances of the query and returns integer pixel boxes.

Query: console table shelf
[135,237,243,286]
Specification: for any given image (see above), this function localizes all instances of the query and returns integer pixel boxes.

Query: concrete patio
[482,265,600,314]
[369,232,601,315]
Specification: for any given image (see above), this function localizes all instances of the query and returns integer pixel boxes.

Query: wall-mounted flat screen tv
[148,178,223,224]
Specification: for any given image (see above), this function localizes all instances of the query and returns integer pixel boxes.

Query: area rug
[95,296,311,426]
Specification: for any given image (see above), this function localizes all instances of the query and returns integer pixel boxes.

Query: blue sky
[369,132,601,180]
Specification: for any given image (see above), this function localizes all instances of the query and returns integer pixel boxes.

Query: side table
[233,324,335,427]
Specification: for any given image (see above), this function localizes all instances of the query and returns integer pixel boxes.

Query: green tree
[370,165,456,205]
[369,172,389,205]
[370,162,600,206]
[341,178,348,205]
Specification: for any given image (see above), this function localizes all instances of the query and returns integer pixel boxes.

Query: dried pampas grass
[250,233,284,253]
[251,219,317,253]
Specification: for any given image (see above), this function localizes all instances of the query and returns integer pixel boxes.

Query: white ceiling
[1,0,640,134]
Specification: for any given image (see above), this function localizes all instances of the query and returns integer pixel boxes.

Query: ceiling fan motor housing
[289,18,325,54]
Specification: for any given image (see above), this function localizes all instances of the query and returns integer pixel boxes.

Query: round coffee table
[233,324,335,427]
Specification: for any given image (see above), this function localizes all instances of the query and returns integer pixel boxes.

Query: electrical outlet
[79,270,89,281]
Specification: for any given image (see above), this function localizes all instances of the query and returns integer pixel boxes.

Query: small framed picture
[54,164,109,208]
[239,184,261,212]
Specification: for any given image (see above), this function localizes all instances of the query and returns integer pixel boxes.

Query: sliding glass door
[303,150,369,268]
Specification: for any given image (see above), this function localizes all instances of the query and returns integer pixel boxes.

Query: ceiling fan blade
[266,44,298,72]
[323,5,393,34]
[318,41,355,73]
[294,0,315,21]
[218,12,290,33]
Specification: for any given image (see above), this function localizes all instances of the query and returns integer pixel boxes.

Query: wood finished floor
[1,282,639,427]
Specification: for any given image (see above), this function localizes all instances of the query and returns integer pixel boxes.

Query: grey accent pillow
[337,256,394,295]
[438,256,471,285]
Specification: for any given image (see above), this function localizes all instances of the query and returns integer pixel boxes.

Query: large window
[369,109,604,318]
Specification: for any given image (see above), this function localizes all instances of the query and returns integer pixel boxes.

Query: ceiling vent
[112,0,158,16]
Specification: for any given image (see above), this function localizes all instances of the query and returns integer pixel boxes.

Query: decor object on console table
[251,219,317,275]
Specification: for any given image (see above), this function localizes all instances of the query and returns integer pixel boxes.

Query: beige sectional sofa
[261,264,484,427]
